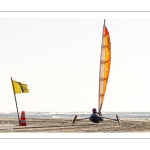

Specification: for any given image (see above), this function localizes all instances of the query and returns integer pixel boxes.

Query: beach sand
[0,117,150,133]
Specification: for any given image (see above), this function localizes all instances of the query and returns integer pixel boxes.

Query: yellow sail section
[98,20,111,112]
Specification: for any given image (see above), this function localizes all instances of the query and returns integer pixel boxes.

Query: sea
[0,112,150,119]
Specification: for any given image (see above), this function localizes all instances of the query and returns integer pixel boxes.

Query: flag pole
[11,77,20,125]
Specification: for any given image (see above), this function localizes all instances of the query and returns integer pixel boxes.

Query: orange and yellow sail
[98,20,111,113]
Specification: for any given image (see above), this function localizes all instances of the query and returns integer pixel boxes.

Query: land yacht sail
[98,20,111,113]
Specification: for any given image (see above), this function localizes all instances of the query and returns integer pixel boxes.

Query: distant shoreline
[1,112,150,120]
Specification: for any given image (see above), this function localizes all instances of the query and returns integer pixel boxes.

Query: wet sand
[0,117,150,132]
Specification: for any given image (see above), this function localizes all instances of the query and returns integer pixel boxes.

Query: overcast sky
[0,13,150,113]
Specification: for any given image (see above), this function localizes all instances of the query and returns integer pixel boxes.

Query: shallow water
[0,111,150,119]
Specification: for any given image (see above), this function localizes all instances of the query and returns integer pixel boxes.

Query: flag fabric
[12,80,29,94]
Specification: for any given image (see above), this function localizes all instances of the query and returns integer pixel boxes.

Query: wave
[0,111,150,119]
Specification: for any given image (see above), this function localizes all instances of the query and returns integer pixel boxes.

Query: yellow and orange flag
[12,80,29,94]
[98,20,111,112]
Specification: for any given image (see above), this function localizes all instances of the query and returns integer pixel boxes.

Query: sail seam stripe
[105,58,111,63]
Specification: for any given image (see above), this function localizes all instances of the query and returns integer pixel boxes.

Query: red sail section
[98,24,111,112]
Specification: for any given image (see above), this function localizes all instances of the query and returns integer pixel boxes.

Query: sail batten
[98,20,111,112]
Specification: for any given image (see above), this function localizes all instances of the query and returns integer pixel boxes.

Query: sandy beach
[0,117,150,133]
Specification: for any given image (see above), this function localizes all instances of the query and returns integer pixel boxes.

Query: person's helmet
[92,108,97,113]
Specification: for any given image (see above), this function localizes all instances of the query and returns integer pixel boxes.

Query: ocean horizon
[0,111,150,119]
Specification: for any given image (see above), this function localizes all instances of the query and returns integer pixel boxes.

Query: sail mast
[98,19,105,113]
